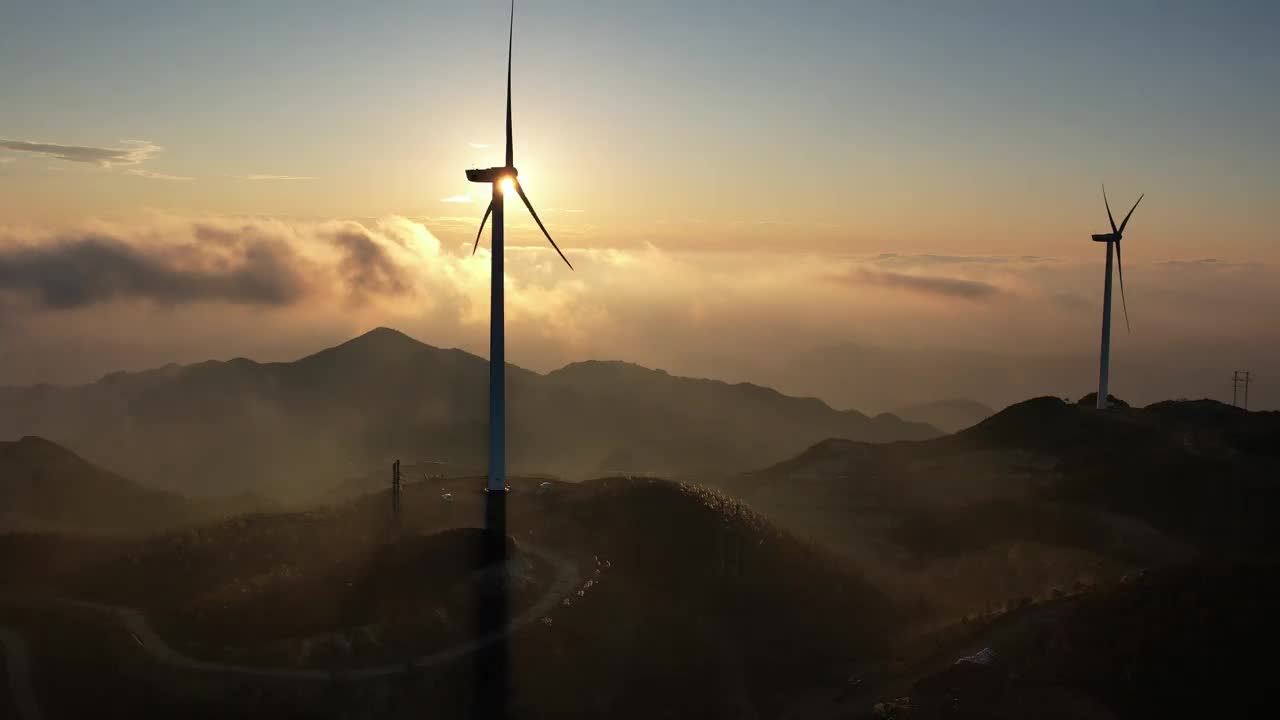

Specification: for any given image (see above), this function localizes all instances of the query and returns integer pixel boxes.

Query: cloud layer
[0,233,308,309]
[0,139,160,167]
[125,169,193,181]
[836,268,1004,300]
[0,215,1276,411]
[235,175,317,181]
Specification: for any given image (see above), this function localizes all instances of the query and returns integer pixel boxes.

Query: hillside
[0,436,191,532]
[891,398,994,433]
[724,397,1280,616]
[0,436,265,533]
[543,360,938,470]
[0,328,939,500]
[0,475,899,719]
[887,562,1280,720]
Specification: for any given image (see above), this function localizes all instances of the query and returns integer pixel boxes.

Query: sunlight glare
[499,177,516,195]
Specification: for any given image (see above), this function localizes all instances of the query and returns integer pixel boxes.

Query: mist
[2,215,1276,411]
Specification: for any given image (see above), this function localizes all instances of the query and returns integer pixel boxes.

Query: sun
[499,177,516,195]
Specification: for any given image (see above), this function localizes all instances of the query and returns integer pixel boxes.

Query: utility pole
[1233,371,1253,409]
[392,459,401,518]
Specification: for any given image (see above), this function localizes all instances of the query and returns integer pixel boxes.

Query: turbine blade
[1103,184,1118,234]
[473,200,494,255]
[505,0,514,168]
[1118,193,1144,235]
[1116,240,1131,333]
[514,182,573,270]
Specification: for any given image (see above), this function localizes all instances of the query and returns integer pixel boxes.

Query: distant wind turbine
[1091,184,1143,410]
[467,0,573,492]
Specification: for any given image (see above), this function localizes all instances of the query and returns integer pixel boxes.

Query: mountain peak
[305,327,432,360]
[351,326,424,347]
[548,359,669,381]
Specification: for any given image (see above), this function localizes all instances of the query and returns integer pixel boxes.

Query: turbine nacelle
[465,0,571,270]
[466,166,518,184]
[1094,183,1143,337]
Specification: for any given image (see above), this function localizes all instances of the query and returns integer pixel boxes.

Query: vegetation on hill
[892,563,1280,719]
[1,473,900,718]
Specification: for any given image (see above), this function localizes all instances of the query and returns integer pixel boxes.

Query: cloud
[125,169,193,181]
[869,253,1048,268]
[468,142,491,149]
[0,235,309,309]
[2,214,1277,415]
[332,230,409,302]
[235,174,317,181]
[835,268,1005,300]
[440,194,473,203]
[0,217,468,316]
[0,139,160,167]
[1048,290,1092,311]
[0,157,14,165]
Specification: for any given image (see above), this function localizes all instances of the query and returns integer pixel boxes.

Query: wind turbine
[467,0,573,493]
[1091,184,1143,410]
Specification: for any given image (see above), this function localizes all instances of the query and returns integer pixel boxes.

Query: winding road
[0,544,579,717]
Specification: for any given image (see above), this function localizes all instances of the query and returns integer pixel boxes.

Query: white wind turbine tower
[1091,184,1143,410]
[466,0,573,492]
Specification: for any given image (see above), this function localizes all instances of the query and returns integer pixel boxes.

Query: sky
[1,0,1278,409]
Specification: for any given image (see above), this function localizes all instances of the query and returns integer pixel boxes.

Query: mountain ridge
[0,328,941,500]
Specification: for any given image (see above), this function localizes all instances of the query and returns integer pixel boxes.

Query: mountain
[0,436,190,532]
[891,398,994,433]
[0,328,940,500]
[0,436,265,532]
[542,359,938,471]
[723,397,1280,616]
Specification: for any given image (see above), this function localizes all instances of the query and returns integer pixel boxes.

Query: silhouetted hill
[0,328,939,500]
[1076,391,1131,408]
[522,477,898,718]
[544,359,938,473]
[0,436,267,533]
[891,398,994,433]
[725,397,1280,617]
[0,436,191,532]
